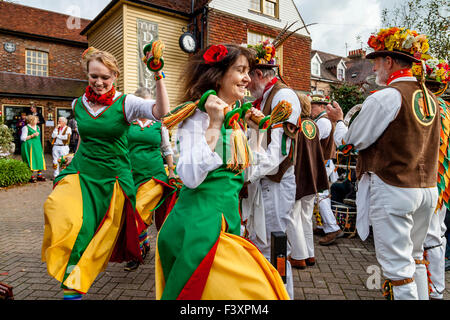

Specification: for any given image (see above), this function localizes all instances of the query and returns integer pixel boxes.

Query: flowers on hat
[367,27,429,58]
[203,45,228,65]
[412,54,450,84]
[310,95,331,104]
[248,40,276,65]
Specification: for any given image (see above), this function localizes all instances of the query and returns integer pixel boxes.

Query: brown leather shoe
[288,255,306,269]
[319,229,344,246]
[306,257,316,266]
[313,228,325,236]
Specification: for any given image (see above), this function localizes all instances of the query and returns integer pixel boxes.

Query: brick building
[0,2,90,152]
[81,0,312,105]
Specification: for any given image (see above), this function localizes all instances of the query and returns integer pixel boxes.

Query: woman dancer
[124,87,177,271]
[155,44,289,300]
[42,47,169,300]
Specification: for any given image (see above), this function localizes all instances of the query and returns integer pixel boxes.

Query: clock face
[180,33,197,53]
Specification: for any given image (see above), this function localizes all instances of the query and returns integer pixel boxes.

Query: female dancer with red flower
[42,47,169,300]
[155,44,289,300]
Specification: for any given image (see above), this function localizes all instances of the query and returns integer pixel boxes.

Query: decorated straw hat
[310,94,331,105]
[366,27,430,63]
[248,21,315,70]
[412,54,449,95]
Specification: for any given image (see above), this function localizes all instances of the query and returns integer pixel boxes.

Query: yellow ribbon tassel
[227,120,253,173]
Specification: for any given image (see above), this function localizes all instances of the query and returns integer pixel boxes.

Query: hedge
[0,158,32,187]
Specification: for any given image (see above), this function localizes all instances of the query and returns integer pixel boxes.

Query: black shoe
[124,260,140,271]
[142,244,150,260]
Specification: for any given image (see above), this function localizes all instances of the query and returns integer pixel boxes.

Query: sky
[9,0,404,57]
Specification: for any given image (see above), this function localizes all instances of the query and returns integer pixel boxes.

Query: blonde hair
[26,115,38,125]
[82,47,120,77]
[298,94,312,117]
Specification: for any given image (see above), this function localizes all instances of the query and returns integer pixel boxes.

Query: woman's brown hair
[180,44,255,103]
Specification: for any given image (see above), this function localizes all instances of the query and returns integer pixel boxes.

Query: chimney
[348,49,366,59]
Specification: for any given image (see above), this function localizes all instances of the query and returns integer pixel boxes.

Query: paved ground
[1,155,449,300]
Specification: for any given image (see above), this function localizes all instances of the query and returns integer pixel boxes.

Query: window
[265,0,277,17]
[250,0,261,11]
[249,0,279,18]
[337,67,345,81]
[312,61,320,77]
[26,50,48,77]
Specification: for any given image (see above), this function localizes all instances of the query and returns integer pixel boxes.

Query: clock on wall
[179,32,197,54]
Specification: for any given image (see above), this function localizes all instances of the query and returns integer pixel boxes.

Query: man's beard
[375,68,389,86]
[251,81,266,99]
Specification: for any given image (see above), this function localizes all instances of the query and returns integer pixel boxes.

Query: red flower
[203,45,228,65]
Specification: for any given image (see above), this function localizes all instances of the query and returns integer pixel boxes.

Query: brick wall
[206,10,311,92]
[0,33,87,80]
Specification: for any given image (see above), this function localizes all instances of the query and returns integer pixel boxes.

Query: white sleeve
[71,99,77,110]
[333,121,348,147]
[124,94,157,122]
[176,110,223,189]
[248,127,291,183]
[344,89,401,151]
[316,118,332,140]
[20,126,28,142]
[51,128,58,139]
[160,126,173,157]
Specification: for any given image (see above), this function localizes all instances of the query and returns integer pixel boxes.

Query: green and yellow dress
[21,125,46,171]
[42,94,147,294]
[156,110,289,300]
[128,120,177,231]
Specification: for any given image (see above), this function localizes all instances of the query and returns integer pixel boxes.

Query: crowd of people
[30,25,450,301]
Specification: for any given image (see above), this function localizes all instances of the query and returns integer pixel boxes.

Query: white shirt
[315,116,332,140]
[333,76,418,240]
[51,125,72,146]
[71,91,157,122]
[135,119,173,157]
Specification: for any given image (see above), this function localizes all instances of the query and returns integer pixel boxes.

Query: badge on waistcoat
[301,119,316,140]
[412,90,437,126]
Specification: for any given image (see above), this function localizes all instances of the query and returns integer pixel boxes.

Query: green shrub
[0,158,32,187]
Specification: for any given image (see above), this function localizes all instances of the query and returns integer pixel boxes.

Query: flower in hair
[203,45,228,65]
[82,47,96,59]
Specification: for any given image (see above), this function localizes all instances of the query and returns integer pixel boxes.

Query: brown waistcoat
[295,118,329,200]
[356,81,440,188]
[261,81,295,183]
[315,113,336,160]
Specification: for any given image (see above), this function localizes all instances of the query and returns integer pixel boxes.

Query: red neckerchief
[386,68,413,86]
[252,77,278,110]
[85,86,116,106]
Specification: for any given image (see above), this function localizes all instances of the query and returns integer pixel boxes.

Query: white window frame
[311,53,322,77]
[26,50,49,77]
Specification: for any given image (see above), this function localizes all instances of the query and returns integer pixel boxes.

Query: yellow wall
[123,3,190,105]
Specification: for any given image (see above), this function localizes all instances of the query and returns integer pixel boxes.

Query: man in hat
[414,55,450,300]
[51,117,71,179]
[326,28,440,300]
[285,94,329,269]
[241,40,301,299]
[310,95,343,246]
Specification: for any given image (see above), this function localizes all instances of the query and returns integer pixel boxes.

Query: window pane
[250,0,261,11]
[265,1,275,16]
